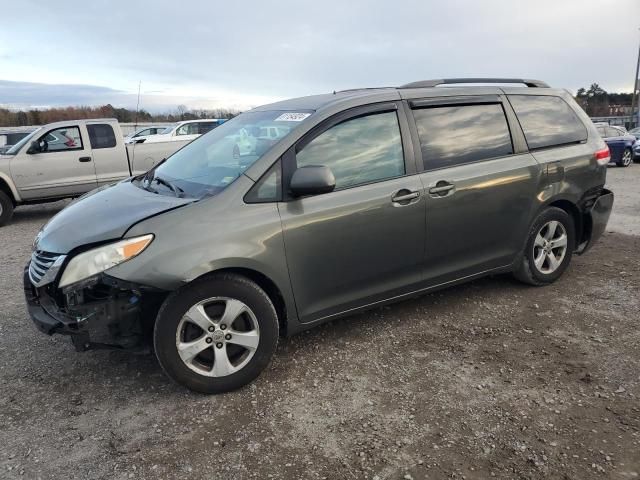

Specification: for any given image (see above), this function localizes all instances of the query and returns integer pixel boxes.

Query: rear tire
[154,273,279,394]
[0,190,14,227]
[513,207,575,286]
[618,147,632,167]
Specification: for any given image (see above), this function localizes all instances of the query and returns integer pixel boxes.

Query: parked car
[0,119,190,226]
[628,127,640,161]
[144,119,227,144]
[24,78,613,394]
[124,125,173,144]
[595,124,636,167]
[0,129,35,154]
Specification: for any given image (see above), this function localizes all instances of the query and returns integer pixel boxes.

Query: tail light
[595,147,610,166]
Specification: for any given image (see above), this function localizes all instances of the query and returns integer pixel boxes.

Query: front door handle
[391,189,420,205]
[428,181,455,197]
[79,156,92,162]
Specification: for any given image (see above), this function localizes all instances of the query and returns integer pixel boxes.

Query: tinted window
[296,111,404,190]
[39,126,83,152]
[508,95,587,149]
[87,124,116,149]
[412,103,513,170]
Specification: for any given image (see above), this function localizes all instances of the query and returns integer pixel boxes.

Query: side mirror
[27,140,40,154]
[290,165,336,197]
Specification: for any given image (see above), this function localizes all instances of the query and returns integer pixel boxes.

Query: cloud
[0,0,638,110]
[0,80,278,112]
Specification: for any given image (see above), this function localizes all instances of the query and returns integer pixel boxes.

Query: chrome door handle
[428,182,455,196]
[391,190,420,204]
[393,191,420,202]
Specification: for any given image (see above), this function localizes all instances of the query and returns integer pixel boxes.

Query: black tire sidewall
[523,207,575,285]
[0,190,14,227]
[154,274,279,394]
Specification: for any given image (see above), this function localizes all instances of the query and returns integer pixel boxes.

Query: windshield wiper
[152,175,184,198]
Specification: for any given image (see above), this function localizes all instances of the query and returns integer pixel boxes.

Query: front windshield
[160,126,174,134]
[4,127,42,155]
[136,110,312,198]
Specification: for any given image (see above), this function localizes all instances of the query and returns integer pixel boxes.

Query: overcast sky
[1,0,639,113]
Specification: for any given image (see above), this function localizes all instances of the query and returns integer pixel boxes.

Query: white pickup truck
[0,118,189,226]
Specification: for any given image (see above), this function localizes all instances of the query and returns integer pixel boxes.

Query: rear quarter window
[508,95,587,150]
[87,124,117,149]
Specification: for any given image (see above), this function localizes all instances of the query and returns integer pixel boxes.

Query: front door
[278,105,425,323]
[11,124,97,200]
[408,99,540,285]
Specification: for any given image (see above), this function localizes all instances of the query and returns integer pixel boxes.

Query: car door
[86,122,130,186]
[406,96,540,285]
[174,122,200,142]
[10,124,97,200]
[278,103,425,323]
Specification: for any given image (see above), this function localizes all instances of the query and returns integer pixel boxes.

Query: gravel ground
[0,165,639,480]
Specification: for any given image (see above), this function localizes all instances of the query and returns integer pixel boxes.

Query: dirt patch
[1,171,639,479]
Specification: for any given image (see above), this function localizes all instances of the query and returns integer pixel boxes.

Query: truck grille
[29,251,66,287]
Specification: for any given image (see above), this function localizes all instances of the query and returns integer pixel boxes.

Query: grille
[29,251,65,287]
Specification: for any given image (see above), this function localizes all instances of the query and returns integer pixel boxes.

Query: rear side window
[87,124,116,149]
[412,103,513,170]
[508,95,587,150]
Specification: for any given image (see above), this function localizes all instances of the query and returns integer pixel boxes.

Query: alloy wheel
[622,149,632,167]
[532,220,568,275]
[175,297,260,377]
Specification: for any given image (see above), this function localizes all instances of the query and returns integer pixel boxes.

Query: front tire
[618,147,632,167]
[514,207,575,286]
[0,190,14,227]
[154,274,279,394]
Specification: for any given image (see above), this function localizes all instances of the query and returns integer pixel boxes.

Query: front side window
[296,111,405,190]
[38,126,83,152]
[508,95,587,150]
[87,124,116,149]
[176,123,198,136]
[412,103,513,170]
[142,110,311,199]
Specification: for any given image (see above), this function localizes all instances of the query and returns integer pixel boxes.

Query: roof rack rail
[400,78,550,89]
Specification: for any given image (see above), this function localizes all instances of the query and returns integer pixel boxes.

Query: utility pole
[631,28,640,128]
[134,80,142,130]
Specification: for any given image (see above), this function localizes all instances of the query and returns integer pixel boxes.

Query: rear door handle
[79,156,92,163]
[391,189,420,205]
[428,181,455,196]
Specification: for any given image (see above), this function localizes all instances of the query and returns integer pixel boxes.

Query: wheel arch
[546,198,583,248]
[192,266,290,337]
[0,173,20,205]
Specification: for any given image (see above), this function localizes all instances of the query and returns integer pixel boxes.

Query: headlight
[58,234,153,288]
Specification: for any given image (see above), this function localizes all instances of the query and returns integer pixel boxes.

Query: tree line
[0,104,240,128]
[574,83,634,117]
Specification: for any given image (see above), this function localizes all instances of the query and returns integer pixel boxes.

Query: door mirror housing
[289,165,336,197]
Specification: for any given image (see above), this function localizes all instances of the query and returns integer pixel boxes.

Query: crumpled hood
[35,180,193,254]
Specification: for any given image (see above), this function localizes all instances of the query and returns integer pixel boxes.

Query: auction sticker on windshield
[274,112,311,122]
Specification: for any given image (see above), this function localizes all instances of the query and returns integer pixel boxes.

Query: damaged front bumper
[23,266,167,351]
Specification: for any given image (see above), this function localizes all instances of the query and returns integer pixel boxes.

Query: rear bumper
[576,188,614,254]
[23,266,166,351]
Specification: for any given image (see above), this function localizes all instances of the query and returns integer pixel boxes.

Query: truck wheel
[618,148,632,167]
[154,273,279,394]
[513,207,575,286]
[0,190,14,227]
